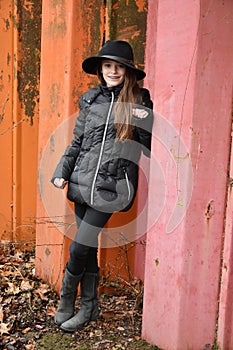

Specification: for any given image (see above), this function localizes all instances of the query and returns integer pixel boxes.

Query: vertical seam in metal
[12,0,18,240]
[214,104,233,347]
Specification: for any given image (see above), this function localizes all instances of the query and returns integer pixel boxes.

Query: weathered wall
[0,0,41,244]
[36,0,104,287]
[35,0,149,290]
[142,0,233,349]
[2,1,233,347]
[0,1,13,242]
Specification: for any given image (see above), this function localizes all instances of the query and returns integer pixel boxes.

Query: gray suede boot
[60,271,100,332]
[55,268,84,326]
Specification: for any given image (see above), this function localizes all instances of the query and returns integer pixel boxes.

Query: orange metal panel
[12,0,41,243]
[36,0,105,291]
[36,0,149,292]
[0,0,41,244]
[0,0,14,241]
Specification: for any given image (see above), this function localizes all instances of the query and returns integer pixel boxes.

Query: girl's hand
[54,178,68,189]
[132,108,148,119]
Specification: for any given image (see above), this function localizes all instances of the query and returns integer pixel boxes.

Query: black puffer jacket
[52,84,153,213]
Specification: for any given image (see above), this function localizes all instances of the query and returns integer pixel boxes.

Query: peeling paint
[50,135,55,152]
[16,0,42,124]
[228,177,233,188]
[170,145,189,160]
[38,171,44,197]
[107,0,148,72]
[47,0,67,37]
[49,83,61,113]
[7,52,11,65]
[45,247,51,256]
[205,200,215,219]
[3,17,10,31]
[81,0,104,62]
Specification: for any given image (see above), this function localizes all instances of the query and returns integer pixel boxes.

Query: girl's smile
[101,60,126,87]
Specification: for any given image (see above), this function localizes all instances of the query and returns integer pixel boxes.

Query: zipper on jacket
[124,167,131,201]
[90,92,114,205]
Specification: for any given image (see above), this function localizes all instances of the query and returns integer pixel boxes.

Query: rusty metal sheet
[0,0,41,243]
[106,0,148,71]
[0,0,14,241]
[36,0,105,291]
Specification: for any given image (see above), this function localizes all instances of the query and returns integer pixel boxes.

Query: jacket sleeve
[133,88,154,157]
[51,96,87,184]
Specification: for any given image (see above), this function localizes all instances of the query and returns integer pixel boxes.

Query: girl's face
[101,60,126,87]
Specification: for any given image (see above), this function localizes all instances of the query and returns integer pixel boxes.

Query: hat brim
[82,55,146,81]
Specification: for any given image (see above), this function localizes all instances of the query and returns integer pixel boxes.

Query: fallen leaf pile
[0,244,159,350]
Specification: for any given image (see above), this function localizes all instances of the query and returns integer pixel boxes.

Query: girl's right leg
[60,205,112,332]
[67,204,112,275]
[55,204,87,326]
[56,204,112,330]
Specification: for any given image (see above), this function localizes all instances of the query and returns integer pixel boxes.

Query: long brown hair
[97,65,141,141]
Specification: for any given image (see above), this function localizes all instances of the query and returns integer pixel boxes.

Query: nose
[111,64,118,73]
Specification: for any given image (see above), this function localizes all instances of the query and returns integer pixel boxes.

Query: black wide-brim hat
[82,40,146,81]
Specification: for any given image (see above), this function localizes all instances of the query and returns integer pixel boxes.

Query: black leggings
[67,203,112,275]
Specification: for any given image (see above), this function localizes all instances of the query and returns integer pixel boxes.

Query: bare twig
[0,93,10,123]
[0,118,26,136]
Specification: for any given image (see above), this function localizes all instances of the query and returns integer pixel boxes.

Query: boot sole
[60,322,85,333]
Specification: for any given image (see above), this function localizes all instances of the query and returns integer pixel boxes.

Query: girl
[52,40,153,332]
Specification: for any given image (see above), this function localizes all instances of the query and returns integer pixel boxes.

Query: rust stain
[49,83,61,113]
[205,200,215,219]
[81,0,104,62]
[16,0,42,124]
[107,0,148,73]
[228,177,233,188]
[49,135,55,152]
[45,247,51,256]
[7,52,11,66]
[170,145,189,161]
[3,17,10,31]
[177,197,184,207]
[47,0,67,37]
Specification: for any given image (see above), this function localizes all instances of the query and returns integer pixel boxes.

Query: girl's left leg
[60,205,112,332]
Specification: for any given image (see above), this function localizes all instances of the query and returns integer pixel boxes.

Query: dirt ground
[0,244,161,350]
